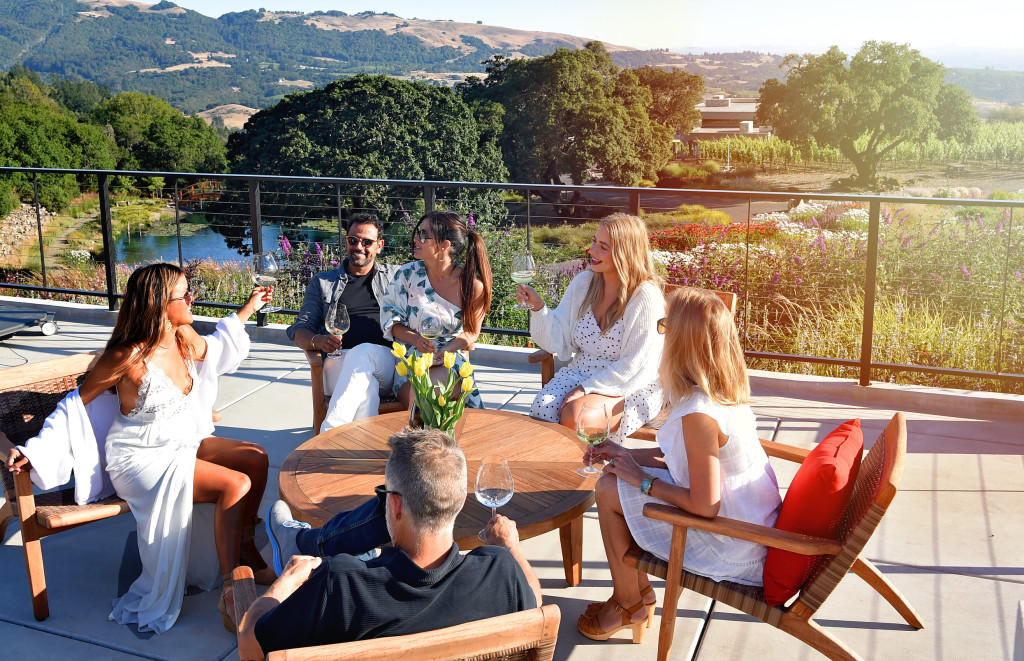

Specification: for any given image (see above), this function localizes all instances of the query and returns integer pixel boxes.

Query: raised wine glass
[576,402,610,478]
[324,301,350,357]
[254,251,282,314]
[511,254,538,310]
[475,455,514,543]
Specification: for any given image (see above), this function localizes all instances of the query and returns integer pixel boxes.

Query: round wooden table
[279,409,597,585]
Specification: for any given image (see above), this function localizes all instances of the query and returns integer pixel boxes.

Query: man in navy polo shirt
[237,428,541,660]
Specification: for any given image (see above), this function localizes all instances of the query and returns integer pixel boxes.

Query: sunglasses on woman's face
[346,236,378,248]
[414,229,436,243]
[169,289,193,304]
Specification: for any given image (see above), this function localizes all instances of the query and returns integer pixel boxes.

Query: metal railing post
[32,174,47,290]
[336,183,344,243]
[995,207,1014,374]
[248,179,267,327]
[173,178,183,266]
[859,199,881,386]
[98,174,118,311]
[629,191,640,216]
[742,196,752,350]
[526,189,532,247]
[424,185,435,214]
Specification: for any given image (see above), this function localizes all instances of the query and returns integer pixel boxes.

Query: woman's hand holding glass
[516,284,543,312]
[239,286,274,319]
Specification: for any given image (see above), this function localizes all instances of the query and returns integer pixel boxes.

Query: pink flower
[795,278,803,285]
[1016,270,1023,281]
[330,260,339,266]
[960,265,970,277]
[468,212,475,228]
[794,256,803,265]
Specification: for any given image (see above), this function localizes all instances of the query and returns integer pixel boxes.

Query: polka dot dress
[531,311,663,443]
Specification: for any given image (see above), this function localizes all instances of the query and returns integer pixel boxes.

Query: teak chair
[0,352,130,621]
[624,412,923,661]
[231,566,561,661]
[306,349,406,433]
[527,286,737,443]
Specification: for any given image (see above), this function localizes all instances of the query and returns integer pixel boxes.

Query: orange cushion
[762,419,863,606]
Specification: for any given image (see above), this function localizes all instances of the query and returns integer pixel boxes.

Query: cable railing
[1,165,1021,392]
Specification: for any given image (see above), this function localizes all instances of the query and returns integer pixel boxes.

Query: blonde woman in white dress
[516,213,665,442]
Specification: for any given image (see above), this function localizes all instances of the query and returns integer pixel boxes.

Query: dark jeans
[294,491,391,557]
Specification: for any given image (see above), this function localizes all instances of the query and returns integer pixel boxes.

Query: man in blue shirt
[286,213,401,432]
[238,428,541,660]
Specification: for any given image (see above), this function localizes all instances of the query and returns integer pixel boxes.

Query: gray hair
[384,427,467,534]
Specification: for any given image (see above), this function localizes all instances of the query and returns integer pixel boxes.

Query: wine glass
[475,455,514,543]
[576,402,610,478]
[254,251,282,314]
[324,301,349,357]
[511,254,538,310]
[419,315,444,344]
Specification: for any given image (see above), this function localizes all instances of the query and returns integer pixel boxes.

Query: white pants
[321,343,397,434]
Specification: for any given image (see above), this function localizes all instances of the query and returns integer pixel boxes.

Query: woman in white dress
[83,264,273,633]
[516,213,665,443]
[577,287,782,644]
[382,210,491,408]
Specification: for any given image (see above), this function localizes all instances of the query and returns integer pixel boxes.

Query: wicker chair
[625,412,923,661]
[306,350,406,434]
[231,566,561,661]
[526,286,737,443]
[0,352,130,621]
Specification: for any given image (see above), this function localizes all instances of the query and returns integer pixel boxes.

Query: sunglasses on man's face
[346,236,378,248]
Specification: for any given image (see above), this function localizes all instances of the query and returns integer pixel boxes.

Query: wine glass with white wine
[475,455,514,543]
[324,301,350,357]
[511,254,538,310]
[419,314,444,345]
[576,402,610,478]
[254,251,282,314]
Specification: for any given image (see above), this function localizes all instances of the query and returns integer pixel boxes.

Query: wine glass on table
[254,251,282,314]
[576,402,609,478]
[511,254,538,310]
[324,301,350,357]
[476,455,514,543]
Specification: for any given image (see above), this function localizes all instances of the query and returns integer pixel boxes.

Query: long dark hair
[106,263,191,377]
[416,211,492,334]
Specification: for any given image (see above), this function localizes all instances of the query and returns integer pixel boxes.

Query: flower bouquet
[392,342,475,436]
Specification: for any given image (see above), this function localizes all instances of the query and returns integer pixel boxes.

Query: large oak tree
[756,41,978,185]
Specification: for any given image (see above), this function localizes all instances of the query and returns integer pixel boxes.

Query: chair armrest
[232,565,259,632]
[303,349,323,369]
[527,349,552,364]
[642,503,841,556]
[759,438,810,464]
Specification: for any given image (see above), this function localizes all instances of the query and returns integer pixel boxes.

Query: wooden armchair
[0,352,130,621]
[527,287,737,443]
[231,566,561,661]
[306,349,406,433]
[624,412,923,661]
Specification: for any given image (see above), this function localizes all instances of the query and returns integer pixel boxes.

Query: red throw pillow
[762,419,864,606]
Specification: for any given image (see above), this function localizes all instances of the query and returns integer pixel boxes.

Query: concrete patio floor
[1,298,1022,661]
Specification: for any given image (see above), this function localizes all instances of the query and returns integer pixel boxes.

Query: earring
[164,318,173,333]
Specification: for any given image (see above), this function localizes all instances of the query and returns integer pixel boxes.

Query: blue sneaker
[266,501,311,575]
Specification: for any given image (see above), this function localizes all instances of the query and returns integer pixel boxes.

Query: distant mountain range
[3,0,1022,117]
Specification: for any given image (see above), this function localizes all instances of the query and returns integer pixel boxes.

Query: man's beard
[348,252,373,267]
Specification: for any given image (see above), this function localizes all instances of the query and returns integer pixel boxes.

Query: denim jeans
[294,491,391,557]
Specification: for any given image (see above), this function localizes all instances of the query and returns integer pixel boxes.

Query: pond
[114,217,338,265]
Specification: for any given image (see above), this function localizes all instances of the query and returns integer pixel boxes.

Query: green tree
[460,43,673,188]
[91,92,226,173]
[632,66,704,137]
[756,41,979,185]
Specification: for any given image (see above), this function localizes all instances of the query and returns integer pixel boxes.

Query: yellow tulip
[458,362,474,378]
[437,394,446,407]
[462,376,474,393]
[413,362,426,378]
[395,362,408,377]
[443,352,456,369]
[391,342,406,359]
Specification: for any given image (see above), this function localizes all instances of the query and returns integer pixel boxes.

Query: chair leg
[0,500,13,540]
[779,611,862,661]
[851,556,924,629]
[656,525,688,661]
[21,524,49,621]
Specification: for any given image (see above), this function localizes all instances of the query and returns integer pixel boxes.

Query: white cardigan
[530,269,665,397]
[18,314,250,505]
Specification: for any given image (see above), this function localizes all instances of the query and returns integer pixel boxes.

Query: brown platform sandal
[577,598,648,643]
[241,517,277,585]
[217,573,236,633]
[583,584,656,628]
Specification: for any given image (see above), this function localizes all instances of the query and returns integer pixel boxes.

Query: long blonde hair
[660,287,749,406]
[580,213,661,330]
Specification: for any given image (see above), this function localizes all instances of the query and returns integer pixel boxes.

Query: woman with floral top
[381,211,492,408]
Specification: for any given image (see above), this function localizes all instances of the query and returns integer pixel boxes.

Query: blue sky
[169,0,1023,67]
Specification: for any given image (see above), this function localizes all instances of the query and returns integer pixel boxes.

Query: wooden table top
[279,409,598,550]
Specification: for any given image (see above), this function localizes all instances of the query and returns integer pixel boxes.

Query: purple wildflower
[467,212,475,228]
[1016,271,1023,281]
[997,222,1003,234]
[976,216,983,230]
[902,237,913,247]
[770,271,780,285]
[279,235,293,257]
[929,224,939,236]
[330,260,339,266]
[795,278,804,285]
[960,265,970,277]
[314,242,323,258]
[794,256,803,265]
[810,216,820,227]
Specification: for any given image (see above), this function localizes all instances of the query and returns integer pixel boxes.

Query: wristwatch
[640,475,659,496]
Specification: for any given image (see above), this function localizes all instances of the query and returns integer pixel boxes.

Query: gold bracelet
[312,335,320,351]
